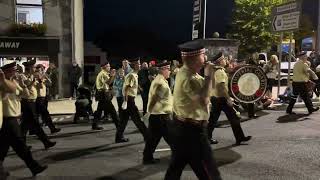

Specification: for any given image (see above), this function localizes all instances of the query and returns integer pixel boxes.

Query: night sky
[84,0,234,60]
[84,0,318,60]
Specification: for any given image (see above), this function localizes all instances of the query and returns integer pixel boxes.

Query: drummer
[207,52,252,145]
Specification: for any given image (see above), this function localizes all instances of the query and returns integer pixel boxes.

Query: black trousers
[165,118,222,180]
[116,96,148,140]
[247,103,255,118]
[116,97,124,114]
[143,114,170,160]
[141,93,149,115]
[70,82,78,98]
[0,117,40,170]
[36,97,57,133]
[20,100,51,146]
[287,82,314,113]
[314,79,320,97]
[208,97,245,142]
[93,92,119,129]
[267,78,276,92]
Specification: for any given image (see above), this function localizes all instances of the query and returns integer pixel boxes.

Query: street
[4,108,320,180]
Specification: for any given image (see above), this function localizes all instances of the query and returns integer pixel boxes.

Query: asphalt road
[4,109,320,180]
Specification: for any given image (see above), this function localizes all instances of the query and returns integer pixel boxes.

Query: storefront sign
[0,42,20,49]
[0,37,59,55]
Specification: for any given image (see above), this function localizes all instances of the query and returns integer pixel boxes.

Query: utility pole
[203,0,207,39]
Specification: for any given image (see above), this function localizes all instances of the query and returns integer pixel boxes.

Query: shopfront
[0,37,60,68]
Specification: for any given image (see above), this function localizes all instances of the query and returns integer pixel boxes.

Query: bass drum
[229,65,267,103]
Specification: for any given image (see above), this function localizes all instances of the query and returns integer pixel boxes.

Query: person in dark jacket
[138,62,151,115]
[46,63,59,100]
[69,62,82,98]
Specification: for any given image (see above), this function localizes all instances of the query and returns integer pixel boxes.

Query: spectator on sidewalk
[264,55,279,93]
[113,68,125,115]
[46,63,59,100]
[122,59,132,75]
[69,62,82,99]
[279,80,293,104]
[138,62,151,115]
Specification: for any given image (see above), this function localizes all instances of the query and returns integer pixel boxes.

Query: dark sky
[83,0,318,59]
[84,0,234,59]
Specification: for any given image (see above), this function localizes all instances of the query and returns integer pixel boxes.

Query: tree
[227,0,290,58]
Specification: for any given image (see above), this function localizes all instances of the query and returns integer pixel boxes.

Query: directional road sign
[272,11,300,32]
[271,1,301,32]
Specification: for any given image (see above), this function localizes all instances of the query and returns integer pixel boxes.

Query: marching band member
[208,52,252,145]
[165,43,221,180]
[286,52,319,114]
[20,59,56,150]
[116,58,148,143]
[35,64,61,134]
[0,62,47,177]
[92,62,119,131]
[143,62,172,165]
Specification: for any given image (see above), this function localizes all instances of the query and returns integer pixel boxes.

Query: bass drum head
[230,65,267,103]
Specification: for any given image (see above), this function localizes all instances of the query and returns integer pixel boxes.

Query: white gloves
[121,101,127,110]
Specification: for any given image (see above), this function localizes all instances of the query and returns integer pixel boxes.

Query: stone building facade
[0,0,84,98]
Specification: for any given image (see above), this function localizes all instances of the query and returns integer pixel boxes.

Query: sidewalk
[48,96,144,115]
[48,95,320,115]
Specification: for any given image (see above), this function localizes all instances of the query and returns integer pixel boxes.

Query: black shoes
[115,138,129,143]
[309,107,319,114]
[286,111,296,115]
[209,139,219,144]
[143,158,160,165]
[92,126,104,130]
[31,165,48,176]
[51,128,61,134]
[236,136,252,145]
[248,114,259,119]
[44,141,56,150]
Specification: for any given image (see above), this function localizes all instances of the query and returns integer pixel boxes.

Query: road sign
[272,11,300,32]
[272,1,301,15]
[271,1,301,32]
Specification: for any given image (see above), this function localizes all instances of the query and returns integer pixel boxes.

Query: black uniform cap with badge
[297,51,307,58]
[22,59,36,68]
[128,57,141,68]
[210,52,225,64]
[1,62,17,73]
[129,57,140,64]
[156,62,171,70]
[100,61,110,68]
[178,41,206,58]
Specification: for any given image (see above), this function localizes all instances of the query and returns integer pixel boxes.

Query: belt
[21,99,36,103]
[3,117,20,120]
[174,114,208,127]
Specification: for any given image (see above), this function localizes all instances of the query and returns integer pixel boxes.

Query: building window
[16,0,43,24]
